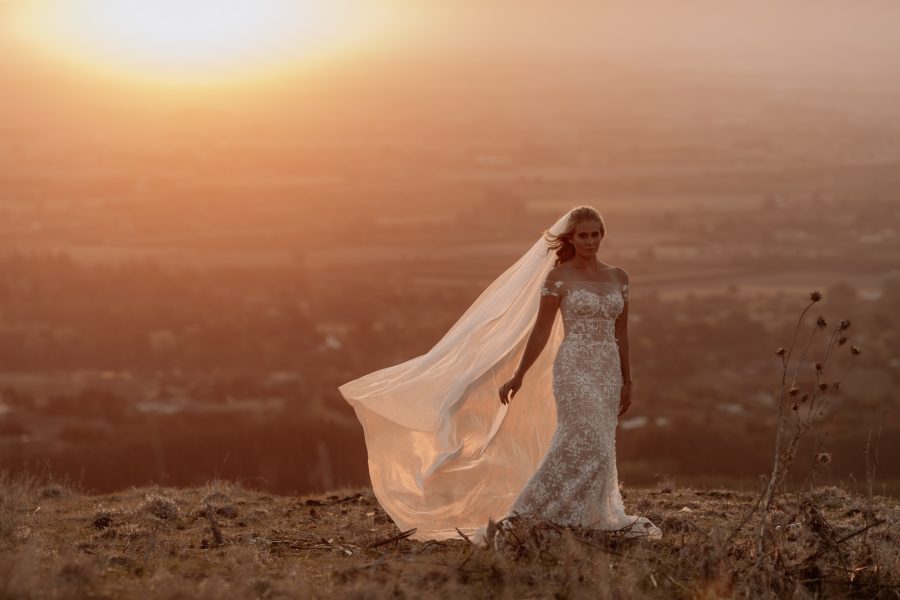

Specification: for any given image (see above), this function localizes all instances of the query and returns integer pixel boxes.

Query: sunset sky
[1,0,899,508]
[3,1,900,91]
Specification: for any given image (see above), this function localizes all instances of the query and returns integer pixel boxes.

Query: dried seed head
[816,452,832,465]
[816,315,827,329]
[792,404,798,411]
[839,319,851,330]
[789,386,800,396]
[833,381,841,390]
[818,382,829,391]
[815,362,823,371]
[775,347,786,356]
[851,346,861,356]
[838,336,848,346]
[800,394,810,403]
[810,291,823,302]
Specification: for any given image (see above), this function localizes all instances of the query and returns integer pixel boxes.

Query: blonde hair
[543,206,605,266]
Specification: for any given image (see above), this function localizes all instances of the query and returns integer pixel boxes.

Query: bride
[339,206,661,541]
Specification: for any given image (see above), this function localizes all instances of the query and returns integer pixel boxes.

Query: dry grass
[0,470,897,599]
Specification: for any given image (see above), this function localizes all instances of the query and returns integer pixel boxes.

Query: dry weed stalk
[204,501,224,547]
[757,290,860,556]
[657,290,889,597]
[864,415,882,538]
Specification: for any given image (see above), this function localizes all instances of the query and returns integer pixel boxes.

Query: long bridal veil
[338,210,572,540]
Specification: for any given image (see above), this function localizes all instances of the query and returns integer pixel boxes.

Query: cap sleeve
[540,279,565,297]
[621,283,629,302]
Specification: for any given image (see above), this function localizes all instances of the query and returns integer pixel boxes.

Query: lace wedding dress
[506,277,661,538]
[339,209,661,542]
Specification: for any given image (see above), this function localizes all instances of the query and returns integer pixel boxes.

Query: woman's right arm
[499,288,560,404]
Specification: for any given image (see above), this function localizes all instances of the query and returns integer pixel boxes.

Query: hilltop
[2,473,898,599]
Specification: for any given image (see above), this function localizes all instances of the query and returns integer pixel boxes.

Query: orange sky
[3,1,900,84]
[1,0,899,124]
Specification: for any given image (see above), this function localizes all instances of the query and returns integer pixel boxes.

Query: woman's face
[571,220,603,258]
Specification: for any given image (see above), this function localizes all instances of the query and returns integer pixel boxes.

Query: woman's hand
[498,374,523,405]
[618,381,633,416]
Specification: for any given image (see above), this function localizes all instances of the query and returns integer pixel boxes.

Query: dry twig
[366,528,417,549]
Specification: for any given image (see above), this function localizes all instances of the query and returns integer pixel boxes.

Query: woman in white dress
[499,207,659,537]
[339,206,660,541]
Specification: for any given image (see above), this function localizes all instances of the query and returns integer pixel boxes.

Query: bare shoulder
[613,266,629,284]
[546,265,568,281]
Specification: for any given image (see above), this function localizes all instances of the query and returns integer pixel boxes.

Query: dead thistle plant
[757,290,861,556]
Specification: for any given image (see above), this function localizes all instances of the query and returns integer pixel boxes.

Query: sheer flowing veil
[338,210,572,540]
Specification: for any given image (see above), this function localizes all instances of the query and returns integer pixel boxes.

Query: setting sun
[8,0,390,84]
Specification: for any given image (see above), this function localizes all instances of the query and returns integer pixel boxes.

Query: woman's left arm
[614,269,633,416]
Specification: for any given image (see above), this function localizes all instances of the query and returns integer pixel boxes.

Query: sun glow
[9,0,390,85]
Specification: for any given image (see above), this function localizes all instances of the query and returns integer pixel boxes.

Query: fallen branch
[366,528,417,549]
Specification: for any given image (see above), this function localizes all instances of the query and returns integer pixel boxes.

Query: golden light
[8,0,393,85]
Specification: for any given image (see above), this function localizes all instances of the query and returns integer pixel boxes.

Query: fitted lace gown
[507,278,661,538]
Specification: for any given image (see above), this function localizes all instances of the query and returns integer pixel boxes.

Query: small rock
[215,505,239,519]
[93,512,113,530]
